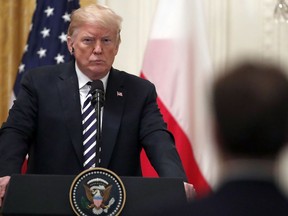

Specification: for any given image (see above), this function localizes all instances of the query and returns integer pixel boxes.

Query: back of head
[213,60,288,159]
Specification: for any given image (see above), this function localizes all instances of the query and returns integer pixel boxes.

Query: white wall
[206,0,288,71]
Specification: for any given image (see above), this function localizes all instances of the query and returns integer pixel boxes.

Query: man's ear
[67,36,74,54]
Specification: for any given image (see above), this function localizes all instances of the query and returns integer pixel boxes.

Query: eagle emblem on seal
[83,178,115,215]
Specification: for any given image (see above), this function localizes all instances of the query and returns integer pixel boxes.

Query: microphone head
[89,80,104,93]
[89,80,105,107]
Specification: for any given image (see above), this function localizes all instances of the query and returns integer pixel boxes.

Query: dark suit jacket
[165,179,288,216]
[0,61,186,180]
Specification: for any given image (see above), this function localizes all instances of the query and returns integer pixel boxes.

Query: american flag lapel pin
[117,91,123,97]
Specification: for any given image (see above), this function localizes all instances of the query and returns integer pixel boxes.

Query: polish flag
[140,0,219,195]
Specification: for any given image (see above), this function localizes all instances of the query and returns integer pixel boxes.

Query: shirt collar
[75,62,109,92]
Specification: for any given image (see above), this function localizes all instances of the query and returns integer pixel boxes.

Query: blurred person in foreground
[0,4,194,207]
[164,60,288,215]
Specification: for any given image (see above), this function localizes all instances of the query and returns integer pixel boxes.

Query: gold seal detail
[69,168,126,216]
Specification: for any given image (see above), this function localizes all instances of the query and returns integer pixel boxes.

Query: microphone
[89,80,105,108]
[89,80,105,167]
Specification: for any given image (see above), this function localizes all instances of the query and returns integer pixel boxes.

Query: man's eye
[83,38,94,43]
[102,38,112,44]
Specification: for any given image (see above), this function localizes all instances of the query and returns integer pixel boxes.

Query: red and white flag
[140,0,219,195]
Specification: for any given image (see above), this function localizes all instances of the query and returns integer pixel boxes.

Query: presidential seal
[69,168,126,216]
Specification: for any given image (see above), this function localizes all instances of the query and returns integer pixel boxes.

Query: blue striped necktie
[82,83,97,169]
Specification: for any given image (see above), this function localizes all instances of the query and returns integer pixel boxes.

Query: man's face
[67,24,119,80]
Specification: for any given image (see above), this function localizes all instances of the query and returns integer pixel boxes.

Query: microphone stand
[94,90,103,167]
[90,80,105,167]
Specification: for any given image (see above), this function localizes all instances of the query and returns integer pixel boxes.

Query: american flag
[13,0,80,173]
[13,0,80,97]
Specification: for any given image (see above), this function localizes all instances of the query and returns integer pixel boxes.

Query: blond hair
[67,4,122,41]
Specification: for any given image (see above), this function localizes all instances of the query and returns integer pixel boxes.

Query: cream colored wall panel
[228,0,264,63]
[278,22,288,70]
[221,0,288,71]
[203,0,229,73]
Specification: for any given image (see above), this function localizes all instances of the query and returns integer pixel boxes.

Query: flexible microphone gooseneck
[89,80,105,167]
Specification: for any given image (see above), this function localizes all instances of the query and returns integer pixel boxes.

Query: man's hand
[0,176,11,207]
[184,182,196,201]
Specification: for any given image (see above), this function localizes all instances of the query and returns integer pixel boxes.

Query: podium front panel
[1,174,187,216]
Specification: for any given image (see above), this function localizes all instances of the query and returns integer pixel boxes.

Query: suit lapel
[57,61,83,166]
[101,68,126,168]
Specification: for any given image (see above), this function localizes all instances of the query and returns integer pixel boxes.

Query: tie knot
[84,82,92,98]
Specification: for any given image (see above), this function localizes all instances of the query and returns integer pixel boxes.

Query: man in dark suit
[0,4,193,207]
[167,60,288,215]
